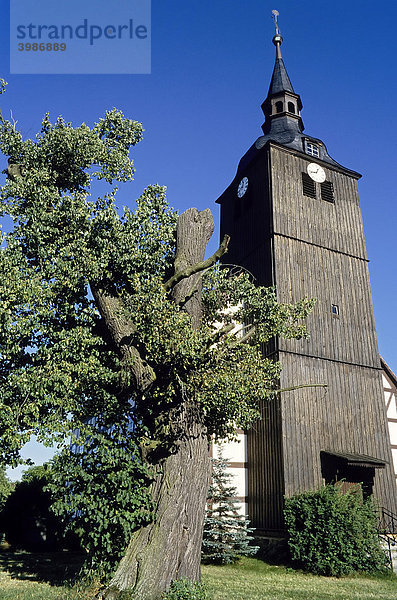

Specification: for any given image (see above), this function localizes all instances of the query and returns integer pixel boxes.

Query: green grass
[0,553,396,600]
[202,558,397,600]
[0,551,91,600]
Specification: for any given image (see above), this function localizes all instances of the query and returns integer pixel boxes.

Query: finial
[271,9,283,58]
[272,9,281,36]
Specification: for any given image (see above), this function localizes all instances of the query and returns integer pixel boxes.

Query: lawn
[202,558,397,600]
[0,553,396,600]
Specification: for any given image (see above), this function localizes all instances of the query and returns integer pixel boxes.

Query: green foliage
[0,100,313,462]
[284,484,389,576]
[47,424,153,578]
[0,89,314,581]
[202,449,258,564]
[161,578,209,600]
[0,467,14,511]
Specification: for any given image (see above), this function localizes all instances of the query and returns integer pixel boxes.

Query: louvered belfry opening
[321,180,334,203]
[302,172,316,198]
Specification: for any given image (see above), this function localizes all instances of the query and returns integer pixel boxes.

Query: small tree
[202,448,258,564]
[0,465,70,551]
[284,484,388,576]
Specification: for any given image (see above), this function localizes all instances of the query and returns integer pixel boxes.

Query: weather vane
[272,9,281,35]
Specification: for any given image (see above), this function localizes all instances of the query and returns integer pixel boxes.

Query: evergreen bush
[202,448,258,564]
[284,484,389,576]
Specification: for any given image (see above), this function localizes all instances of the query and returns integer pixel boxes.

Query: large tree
[0,84,313,599]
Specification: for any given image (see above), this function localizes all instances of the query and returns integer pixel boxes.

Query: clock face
[307,163,326,183]
[237,177,249,198]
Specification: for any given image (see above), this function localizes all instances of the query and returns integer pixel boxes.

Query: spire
[267,36,295,96]
[261,10,303,135]
[234,9,351,174]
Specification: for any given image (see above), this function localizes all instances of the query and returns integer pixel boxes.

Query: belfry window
[302,173,316,198]
[321,181,334,203]
[287,101,295,114]
[305,142,319,158]
[275,101,283,114]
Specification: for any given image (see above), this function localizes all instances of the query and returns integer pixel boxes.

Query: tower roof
[236,19,353,175]
[217,11,362,206]
[267,40,295,96]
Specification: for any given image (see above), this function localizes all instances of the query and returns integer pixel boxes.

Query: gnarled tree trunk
[99,208,216,599]
[102,407,210,600]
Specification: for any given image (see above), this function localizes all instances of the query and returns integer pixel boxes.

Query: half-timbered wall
[382,358,397,484]
[220,358,397,528]
[211,433,248,517]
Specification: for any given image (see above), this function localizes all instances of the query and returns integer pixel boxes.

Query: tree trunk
[98,208,215,599]
[101,406,210,600]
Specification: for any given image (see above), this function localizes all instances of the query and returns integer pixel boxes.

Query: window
[331,304,339,316]
[287,101,295,114]
[305,142,319,157]
[302,173,316,198]
[321,181,334,203]
[275,101,283,114]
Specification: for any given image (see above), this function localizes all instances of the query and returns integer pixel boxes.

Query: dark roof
[216,35,362,203]
[321,450,387,469]
[268,57,295,95]
[236,131,356,176]
[380,356,397,389]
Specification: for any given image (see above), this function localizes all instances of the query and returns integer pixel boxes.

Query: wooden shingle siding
[273,237,380,367]
[247,394,285,532]
[278,354,396,509]
[218,140,397,531]
[270,145,367,260]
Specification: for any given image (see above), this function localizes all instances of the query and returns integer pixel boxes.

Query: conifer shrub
[202,449,258,564]
[284,484,388,576]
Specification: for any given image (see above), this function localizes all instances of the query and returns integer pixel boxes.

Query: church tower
[216,25,397,535]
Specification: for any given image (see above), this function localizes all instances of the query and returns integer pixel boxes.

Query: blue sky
[2,1,397,476]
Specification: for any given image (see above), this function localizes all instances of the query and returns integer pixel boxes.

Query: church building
[215,26,397,536]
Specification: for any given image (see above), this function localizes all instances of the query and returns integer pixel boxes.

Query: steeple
[261,22,304,136]
[267,35,294,95]
[233,10,351,174]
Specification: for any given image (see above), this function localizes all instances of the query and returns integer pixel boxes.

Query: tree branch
[91,283,156,395]
[164,234,230,292]
[211,322,236,344]
[274,383,328,394]
[226,324,256,348]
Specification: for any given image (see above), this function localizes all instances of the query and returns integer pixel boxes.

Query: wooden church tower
[216,25,397,535]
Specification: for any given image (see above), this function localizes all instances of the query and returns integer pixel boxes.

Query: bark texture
[102,405,210,600]
[91,283,156,395]
[172,208,214,329]
[98,208,215,599]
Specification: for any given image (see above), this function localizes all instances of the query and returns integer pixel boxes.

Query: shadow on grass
[0,549,85,585]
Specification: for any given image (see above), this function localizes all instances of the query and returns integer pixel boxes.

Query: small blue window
[306,142,319,157]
